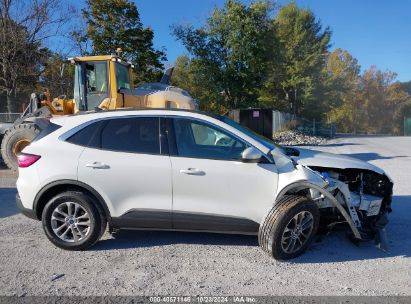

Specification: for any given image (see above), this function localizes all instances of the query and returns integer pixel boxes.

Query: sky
[75,0,411,82]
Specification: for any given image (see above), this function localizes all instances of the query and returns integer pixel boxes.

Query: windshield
[216,115,284,152]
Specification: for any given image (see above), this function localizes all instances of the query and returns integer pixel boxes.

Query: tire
[258,195,320,260]
[41,191,106,251]
[1,123,40,170]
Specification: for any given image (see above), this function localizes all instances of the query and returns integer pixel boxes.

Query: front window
[218,115,282,151]
[116,63,130,90]
[173,118,247,160]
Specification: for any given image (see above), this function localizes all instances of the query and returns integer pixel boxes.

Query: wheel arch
[33,179,112,224]
[275,180,362,239]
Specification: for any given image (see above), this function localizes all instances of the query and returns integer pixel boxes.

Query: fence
[405,117,411,136]
[296,117,336,138]
[228,108,337,138]
[271,110,336,138]
[0,113,21,123]
[272,110,294,133]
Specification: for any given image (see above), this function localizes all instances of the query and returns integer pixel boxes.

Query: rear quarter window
[33,122,61,142]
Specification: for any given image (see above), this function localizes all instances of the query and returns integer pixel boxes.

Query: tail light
[17,153,41,168]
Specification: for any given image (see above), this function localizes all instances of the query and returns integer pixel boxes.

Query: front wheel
[42,191,106,250]
[259,195,319,260]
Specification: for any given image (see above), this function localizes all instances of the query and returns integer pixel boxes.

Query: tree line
[1,0,410,134]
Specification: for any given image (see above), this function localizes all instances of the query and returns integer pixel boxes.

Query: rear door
[76,116,172,228]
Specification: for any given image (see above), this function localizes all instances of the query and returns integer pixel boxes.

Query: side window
[86,62,108,94]
[173,118,247,160]
[115,63,130,90]
[100,117,160,154]
[85,62,108,110]
[66,121,104,147]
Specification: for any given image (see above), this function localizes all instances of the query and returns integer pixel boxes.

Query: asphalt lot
[0,135,410,296]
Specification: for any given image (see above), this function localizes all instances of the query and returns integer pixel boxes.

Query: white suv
[16,109,393,260]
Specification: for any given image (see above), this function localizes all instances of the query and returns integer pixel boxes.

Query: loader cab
[70,55,133,111]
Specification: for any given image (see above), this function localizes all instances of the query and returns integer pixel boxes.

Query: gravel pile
[273,130,327,146]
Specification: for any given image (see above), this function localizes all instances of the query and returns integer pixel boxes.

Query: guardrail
[0,113,21,123]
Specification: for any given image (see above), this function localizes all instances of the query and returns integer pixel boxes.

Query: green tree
[41,53,75,98]
[272,2,331,118]
[172,55,225,112]
[172,0,277,110]
[358,66,409,134]
[81,0,166,84]
[325,48,362,132]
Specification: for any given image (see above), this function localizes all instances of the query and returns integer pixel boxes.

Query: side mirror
[241,147,263,163]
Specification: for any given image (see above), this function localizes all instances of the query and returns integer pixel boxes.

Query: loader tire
[1,123,40,171]
[258,195,319,260]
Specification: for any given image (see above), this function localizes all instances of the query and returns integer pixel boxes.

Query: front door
[168,117,278,233]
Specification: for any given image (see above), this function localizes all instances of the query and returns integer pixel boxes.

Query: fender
[276,180,362,240]
[33,179,112,223]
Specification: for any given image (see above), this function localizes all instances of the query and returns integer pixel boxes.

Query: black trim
[173,212,259,233]
[16,193,37,220]
[160,117,169,155]
[111,209,259,233]
[33,179,111,223]
[111,210,172,229]
[164,117,178,156]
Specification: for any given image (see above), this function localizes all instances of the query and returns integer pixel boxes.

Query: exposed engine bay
[308,166,393,246]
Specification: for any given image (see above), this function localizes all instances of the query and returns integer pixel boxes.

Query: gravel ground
[0,135,410,296]
[273,130,327,146]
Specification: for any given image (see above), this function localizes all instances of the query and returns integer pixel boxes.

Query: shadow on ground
[93,195,411,263]
[343,152,408,162]
[0,188,17,218]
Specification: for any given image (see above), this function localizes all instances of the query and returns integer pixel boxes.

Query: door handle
[179,168,205,176]
[86,162,110,169]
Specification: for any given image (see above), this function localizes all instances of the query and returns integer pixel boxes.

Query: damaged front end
[309,166,393,250]
[272,148,393,250]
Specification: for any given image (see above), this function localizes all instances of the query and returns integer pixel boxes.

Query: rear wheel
[1,123,40,170]
[259,195,319,260]
[42,191,106,250]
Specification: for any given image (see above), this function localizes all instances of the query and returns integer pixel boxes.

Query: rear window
[33,122,61,142]
[66,117,161,155]
[100,117,160,154]
[66,121,104,147]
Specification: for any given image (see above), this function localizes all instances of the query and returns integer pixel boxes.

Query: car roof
[70,108,221,120]
[50,108,224,128]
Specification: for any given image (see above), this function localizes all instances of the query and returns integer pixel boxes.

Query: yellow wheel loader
[0,55,198,170]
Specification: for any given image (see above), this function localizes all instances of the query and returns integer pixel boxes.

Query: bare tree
[0,0,67,113]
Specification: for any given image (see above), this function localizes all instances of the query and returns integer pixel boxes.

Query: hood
[292,147,385,175]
